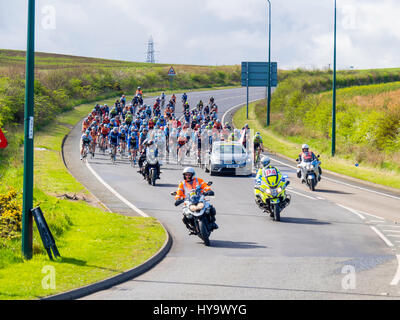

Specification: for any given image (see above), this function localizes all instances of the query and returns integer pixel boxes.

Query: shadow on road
[209,240,267,249]
[280,217,331,225]
[157,183,178,188]
[314,189,353,195]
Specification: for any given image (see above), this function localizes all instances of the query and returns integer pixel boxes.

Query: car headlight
[189,203,205,212]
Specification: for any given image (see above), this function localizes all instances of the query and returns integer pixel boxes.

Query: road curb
[42,225,172,300]
[44,113,173,300]
[226,103,400,197]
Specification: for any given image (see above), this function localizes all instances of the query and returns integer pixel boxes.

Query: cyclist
[109,127,120,159]
[119,128,128,157]
[253,132,264,165]
[182,93,188,104]
[128,128,139,164]
[161,92,166,107]
[80,131,93,160]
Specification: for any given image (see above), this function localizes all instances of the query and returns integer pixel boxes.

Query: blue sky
[1,0,399,70]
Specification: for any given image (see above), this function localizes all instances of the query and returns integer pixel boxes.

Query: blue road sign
[241,62,278,87]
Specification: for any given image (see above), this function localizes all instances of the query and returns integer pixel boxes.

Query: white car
[205,141,252,176]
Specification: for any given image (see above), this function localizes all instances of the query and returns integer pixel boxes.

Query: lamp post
[22,0,36,260]
[332,0,337,157]
[266,0,272,127]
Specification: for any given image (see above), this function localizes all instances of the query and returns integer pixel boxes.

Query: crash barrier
[31,207,61,260]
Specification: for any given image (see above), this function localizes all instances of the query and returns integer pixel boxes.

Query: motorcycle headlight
[189,203,205,212]
[307,165,314,170]
[277,187,283,193]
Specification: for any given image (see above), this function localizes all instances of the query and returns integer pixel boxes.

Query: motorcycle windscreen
[263,168,280,187]
[146,148,158,164]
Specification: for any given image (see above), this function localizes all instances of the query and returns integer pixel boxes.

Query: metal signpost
[241,62,278,120]
[22,0,36,260]
[168,66,176,90]
[332,0,337,157]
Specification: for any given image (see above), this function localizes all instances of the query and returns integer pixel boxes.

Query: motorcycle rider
[138,140,161,180]
[255,156,290,217]
[296,144,322,181]
[174,167,218,232]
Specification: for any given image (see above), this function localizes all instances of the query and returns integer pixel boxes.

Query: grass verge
[233,101,400,190]
[0,97,166,300]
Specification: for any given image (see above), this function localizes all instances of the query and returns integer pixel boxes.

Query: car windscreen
[214,145,246,154]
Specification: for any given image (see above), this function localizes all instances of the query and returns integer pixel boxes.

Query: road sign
[0,128,7,149]
[32,207,60,260]
[241,62,278,87]
[168,66,176,76]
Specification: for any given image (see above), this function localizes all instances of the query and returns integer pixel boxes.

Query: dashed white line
[390,255,400,286]
[370,226,394,247]
[86,161,150,218]
[337,204,366,220]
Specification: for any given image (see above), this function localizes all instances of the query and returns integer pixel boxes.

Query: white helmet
[183,167,195,181]
[302,144,309,150]
[261,156,271,167]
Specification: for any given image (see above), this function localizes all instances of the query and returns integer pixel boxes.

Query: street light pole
[266,0,272,127]
[22,0,36,260]
[332,0,337,157]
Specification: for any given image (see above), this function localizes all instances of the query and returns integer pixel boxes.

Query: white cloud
[0,0,399,69]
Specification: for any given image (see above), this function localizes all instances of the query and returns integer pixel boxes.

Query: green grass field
[234,98,400,190]
[0,97,167,300]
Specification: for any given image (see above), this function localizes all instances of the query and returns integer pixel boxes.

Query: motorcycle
[171,183,216,246]
[296,155,321,191]
[254,171,291,222]
[139,146,161,186]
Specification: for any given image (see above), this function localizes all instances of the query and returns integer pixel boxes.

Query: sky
[0,0,399,70]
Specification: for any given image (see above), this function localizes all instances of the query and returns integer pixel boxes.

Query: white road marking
[367,220,387,223]
[356,210,385,220]
[337,204,366,220]
[382,230,400,233]
[286,187,317,200]
[221,98,266,125]
[378,225,400,228]
[370,226,394,247]
[86,162,150,218]
[316,196,325,200]
[323,176,400,201]
[223,102,400,201]
[390,255,400,286]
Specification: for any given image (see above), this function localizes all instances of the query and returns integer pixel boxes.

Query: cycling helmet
[183,167,195,182]
[86,130,90,135]
[261,156,271,167]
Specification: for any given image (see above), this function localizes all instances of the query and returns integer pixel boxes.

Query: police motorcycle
[139,141,161,186]
[254,167,291,222]
[296,154,321,191]
[171,183,216,246]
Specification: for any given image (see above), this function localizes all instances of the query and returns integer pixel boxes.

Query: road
[63,87,400,300]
